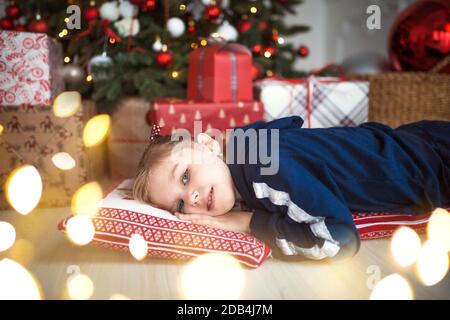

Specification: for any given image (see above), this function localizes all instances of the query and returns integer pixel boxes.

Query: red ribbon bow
[76,19,122,43]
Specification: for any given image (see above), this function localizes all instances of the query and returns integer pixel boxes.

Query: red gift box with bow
[187,42,253,103]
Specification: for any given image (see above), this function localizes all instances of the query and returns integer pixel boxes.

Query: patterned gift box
[254,76,369,128]
[187,43,253,103]
[107,97,152,179]
[0,30,65,106]
[0,101,107,209]
[147,98,264,137]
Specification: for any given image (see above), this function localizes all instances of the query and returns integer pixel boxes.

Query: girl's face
[146,139,236,217]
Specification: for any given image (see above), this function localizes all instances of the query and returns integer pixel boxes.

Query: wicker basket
[350,57,450,128]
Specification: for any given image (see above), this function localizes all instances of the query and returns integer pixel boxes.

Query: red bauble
[140,0,157,11]
[28,19,49,34]
[187,24,196,34]
[252,44,262,54]
[238,20,252,33]
[271,33,279,42]
[0,18,14,30]
[389,0,450,72]
[13,24,27,32]
[155,51,173,68]
[84,6,99,21]
[6,5,21,20]
[251,64,260,80]
[205,5,221,21]
[298,45,309,57]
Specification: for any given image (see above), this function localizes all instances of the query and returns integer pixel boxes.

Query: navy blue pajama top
[226,116,447,262]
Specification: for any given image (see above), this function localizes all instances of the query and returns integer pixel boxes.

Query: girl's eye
[181,168,190,185]
[177,200,184,213]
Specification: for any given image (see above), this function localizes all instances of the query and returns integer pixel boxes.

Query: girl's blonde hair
[133,135,181,204]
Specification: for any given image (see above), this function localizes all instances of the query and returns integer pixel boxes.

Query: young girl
[133,116,450,262]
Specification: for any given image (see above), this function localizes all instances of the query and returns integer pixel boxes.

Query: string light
[64,56,71,63]
[191,42,198,49]
[179,4,186,11]
[171,71,179,79]
[64,17,69,23]
[86,75,93,82]
[250,6,257,14]
[266,70,273,77]
[62,29,68,36]
[200,39,208,46]
[109,38,116,44]
[264,50,272,58]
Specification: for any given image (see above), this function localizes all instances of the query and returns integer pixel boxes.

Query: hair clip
[149,124,161,141]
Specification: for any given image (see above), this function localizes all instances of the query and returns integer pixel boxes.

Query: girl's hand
[174,210,253,234]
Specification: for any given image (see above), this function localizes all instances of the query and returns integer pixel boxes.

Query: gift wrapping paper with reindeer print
[0,101,107,209]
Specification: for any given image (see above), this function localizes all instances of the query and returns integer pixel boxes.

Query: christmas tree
[3,0,311,113]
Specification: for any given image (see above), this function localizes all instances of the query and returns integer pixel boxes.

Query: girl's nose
[189,190,200,206]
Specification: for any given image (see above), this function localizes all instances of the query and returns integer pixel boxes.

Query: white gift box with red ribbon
[0,30,64,106]
[254,73,369,128]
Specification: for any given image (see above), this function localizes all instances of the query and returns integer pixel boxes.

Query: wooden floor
[1,207,449,300]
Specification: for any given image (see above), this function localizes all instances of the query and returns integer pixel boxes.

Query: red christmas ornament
[13,24,27,32]
[140,0,157,11]
[187,24,196,34]
[252,44,262,54]
[0,18,14,30]
[28,18,49,34]
[155,51,173,68]
[84,6,99,21]
[389,0,450,72]
[298,45,309,58]
[271,33,279,42]
[5,5,21,20]
[251,64,260,80]
[205,5,221,21]
[238,20,252,33]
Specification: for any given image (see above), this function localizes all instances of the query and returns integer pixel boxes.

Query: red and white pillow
[58,179,272,268]
[58,179,443,266]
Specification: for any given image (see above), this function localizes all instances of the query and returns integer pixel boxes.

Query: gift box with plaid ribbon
[254,67,369,128]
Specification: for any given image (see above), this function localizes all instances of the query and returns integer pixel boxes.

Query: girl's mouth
[207,187,214,211]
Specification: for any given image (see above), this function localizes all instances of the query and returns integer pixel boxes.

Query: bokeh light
[427,208,450,252]
[52,91,81,118]
[65,216,95,246]
[181,253,245,300]
[0,222,16,252]
[129,234,148,261]
[52,152,76,170]
[415,239,449,286]
[0,124,4,135]
[369,273,413,300]
[66,273,94,300]
[0,258,42,300]
[71,181,103,217]
[391,226,421,267]
[5,165,42,215]
[83,114,111,147]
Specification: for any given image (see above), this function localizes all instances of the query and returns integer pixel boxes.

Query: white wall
[284,0,416,71]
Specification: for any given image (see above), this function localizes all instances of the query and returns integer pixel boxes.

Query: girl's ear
[196,132,222,157]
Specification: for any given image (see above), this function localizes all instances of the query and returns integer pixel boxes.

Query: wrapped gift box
[254,76,369,128]
[0,101,107,209]
[187,43,253,102]
[107,97,152,179]
[147,98,264,137]
[0,30,65,106]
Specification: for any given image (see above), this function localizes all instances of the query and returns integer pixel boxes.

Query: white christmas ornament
[118,0,138,18]
[201,0,212,4]
[114,17,140,37]
[167,17,185,38]
[100,1,120,21]
[152,38,163,52]
[217,21,238,41]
